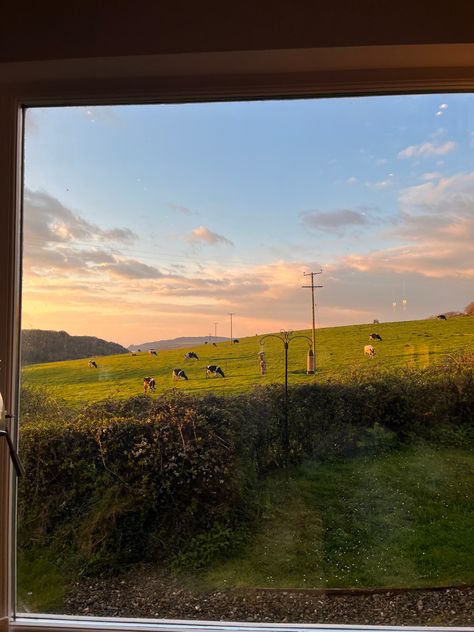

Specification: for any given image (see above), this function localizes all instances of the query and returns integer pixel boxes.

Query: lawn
[199,446,474,590]
[21,316,474,405]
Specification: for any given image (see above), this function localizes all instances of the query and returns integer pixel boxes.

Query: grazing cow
[130,352,136,356]
[369,333,383,341]
[88,360,97,369]
[149,350,157,356]
[172,368,188,381]
[206,365,225,378]
[184,352,199,360]
[143,377,156,393]
[437,314,447,320]
[233,339,239,343]
[212,342,217,347]
[364,345,376,357]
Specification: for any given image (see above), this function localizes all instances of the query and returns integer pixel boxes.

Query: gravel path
[64,566,474,626]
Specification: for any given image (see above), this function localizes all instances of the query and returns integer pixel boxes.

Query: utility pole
[302,270,323,374]
[214,322,218,340]
[228,313,234,343]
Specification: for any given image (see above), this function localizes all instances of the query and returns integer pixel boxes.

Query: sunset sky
[22,95,474,347]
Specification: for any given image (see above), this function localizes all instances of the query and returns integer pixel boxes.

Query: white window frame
[1,43,474,632]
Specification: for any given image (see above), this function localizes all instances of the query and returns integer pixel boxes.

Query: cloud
[346,176,358,185]
[22,190,159,281]
[186,226,234,246]
[397,140,456,159]
[100,259,162,280]
[301,209,369,233]
[24,189,136,245]
[165,202,196,215]
[366,178,393,190]
[420,172,441,181]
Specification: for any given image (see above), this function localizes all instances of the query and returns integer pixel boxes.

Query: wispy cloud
[186,226,234,246]
[301,209,369,234]
[397,140,456,159]
[165,202,197,215]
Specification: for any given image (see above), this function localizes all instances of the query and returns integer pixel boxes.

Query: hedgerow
[18,353,474,573]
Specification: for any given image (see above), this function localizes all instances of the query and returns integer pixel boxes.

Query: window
[2,40,474,625]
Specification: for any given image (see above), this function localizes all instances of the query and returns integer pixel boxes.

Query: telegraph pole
[214,322,218,340]
[228,312,234,343]
[302,270,323,373]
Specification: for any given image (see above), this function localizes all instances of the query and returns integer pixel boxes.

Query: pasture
[21,317,474,405]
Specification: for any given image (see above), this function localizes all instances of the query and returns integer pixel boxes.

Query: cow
[364,345,376,357]
[206,365,225,378]
[233,339,239,343]
[172,368,188,381]
[212,342,217,347]
[130,352,137,356]
[184,352,199,360]
[373,319,380,325]
[437,314,447,320]
[369,333,383,341]
[149,350,157,356]
[143,377,156,393]
[88,360,97,369]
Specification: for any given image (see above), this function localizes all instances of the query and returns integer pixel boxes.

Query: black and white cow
[437,314,447,320]
[143,376,156,393]
[88,360,98,369]
[184,352,199,360]
[233,339,240,343]
[206,365,225,378]
[149,350,157,356]
[172,368,188,381]
[369,333,383,341]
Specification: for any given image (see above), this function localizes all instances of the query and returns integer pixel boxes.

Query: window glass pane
[18,96,474,626]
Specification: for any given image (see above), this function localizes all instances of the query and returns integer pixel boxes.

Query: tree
[465,301,474,316]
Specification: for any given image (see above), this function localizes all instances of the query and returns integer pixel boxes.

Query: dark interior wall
[2,0,474,63]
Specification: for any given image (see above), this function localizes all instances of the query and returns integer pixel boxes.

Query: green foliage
[170,525,250,572]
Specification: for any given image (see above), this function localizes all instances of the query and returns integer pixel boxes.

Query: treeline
[21,329,128,365]
[18,353,474,574]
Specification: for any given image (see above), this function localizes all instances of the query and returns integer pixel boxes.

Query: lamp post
[259,330,312,477]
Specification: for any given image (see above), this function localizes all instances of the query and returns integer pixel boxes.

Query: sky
[22,94,474,347]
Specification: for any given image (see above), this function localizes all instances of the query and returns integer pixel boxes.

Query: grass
[21,316,474,405]
[17,548,71,613]
[199,446,474,590]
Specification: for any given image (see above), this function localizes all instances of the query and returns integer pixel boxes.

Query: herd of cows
[86,315,454,392]
[88,348,226,393]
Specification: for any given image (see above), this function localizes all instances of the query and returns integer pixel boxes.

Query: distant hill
[21,329,128,365]
[128,336,229,352]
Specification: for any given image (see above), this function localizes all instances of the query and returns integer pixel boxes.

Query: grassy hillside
[21,317,474,405]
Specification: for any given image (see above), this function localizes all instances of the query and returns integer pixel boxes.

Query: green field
[22,317,474,404]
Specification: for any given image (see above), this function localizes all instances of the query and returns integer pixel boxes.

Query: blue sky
[22,94,474,345]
